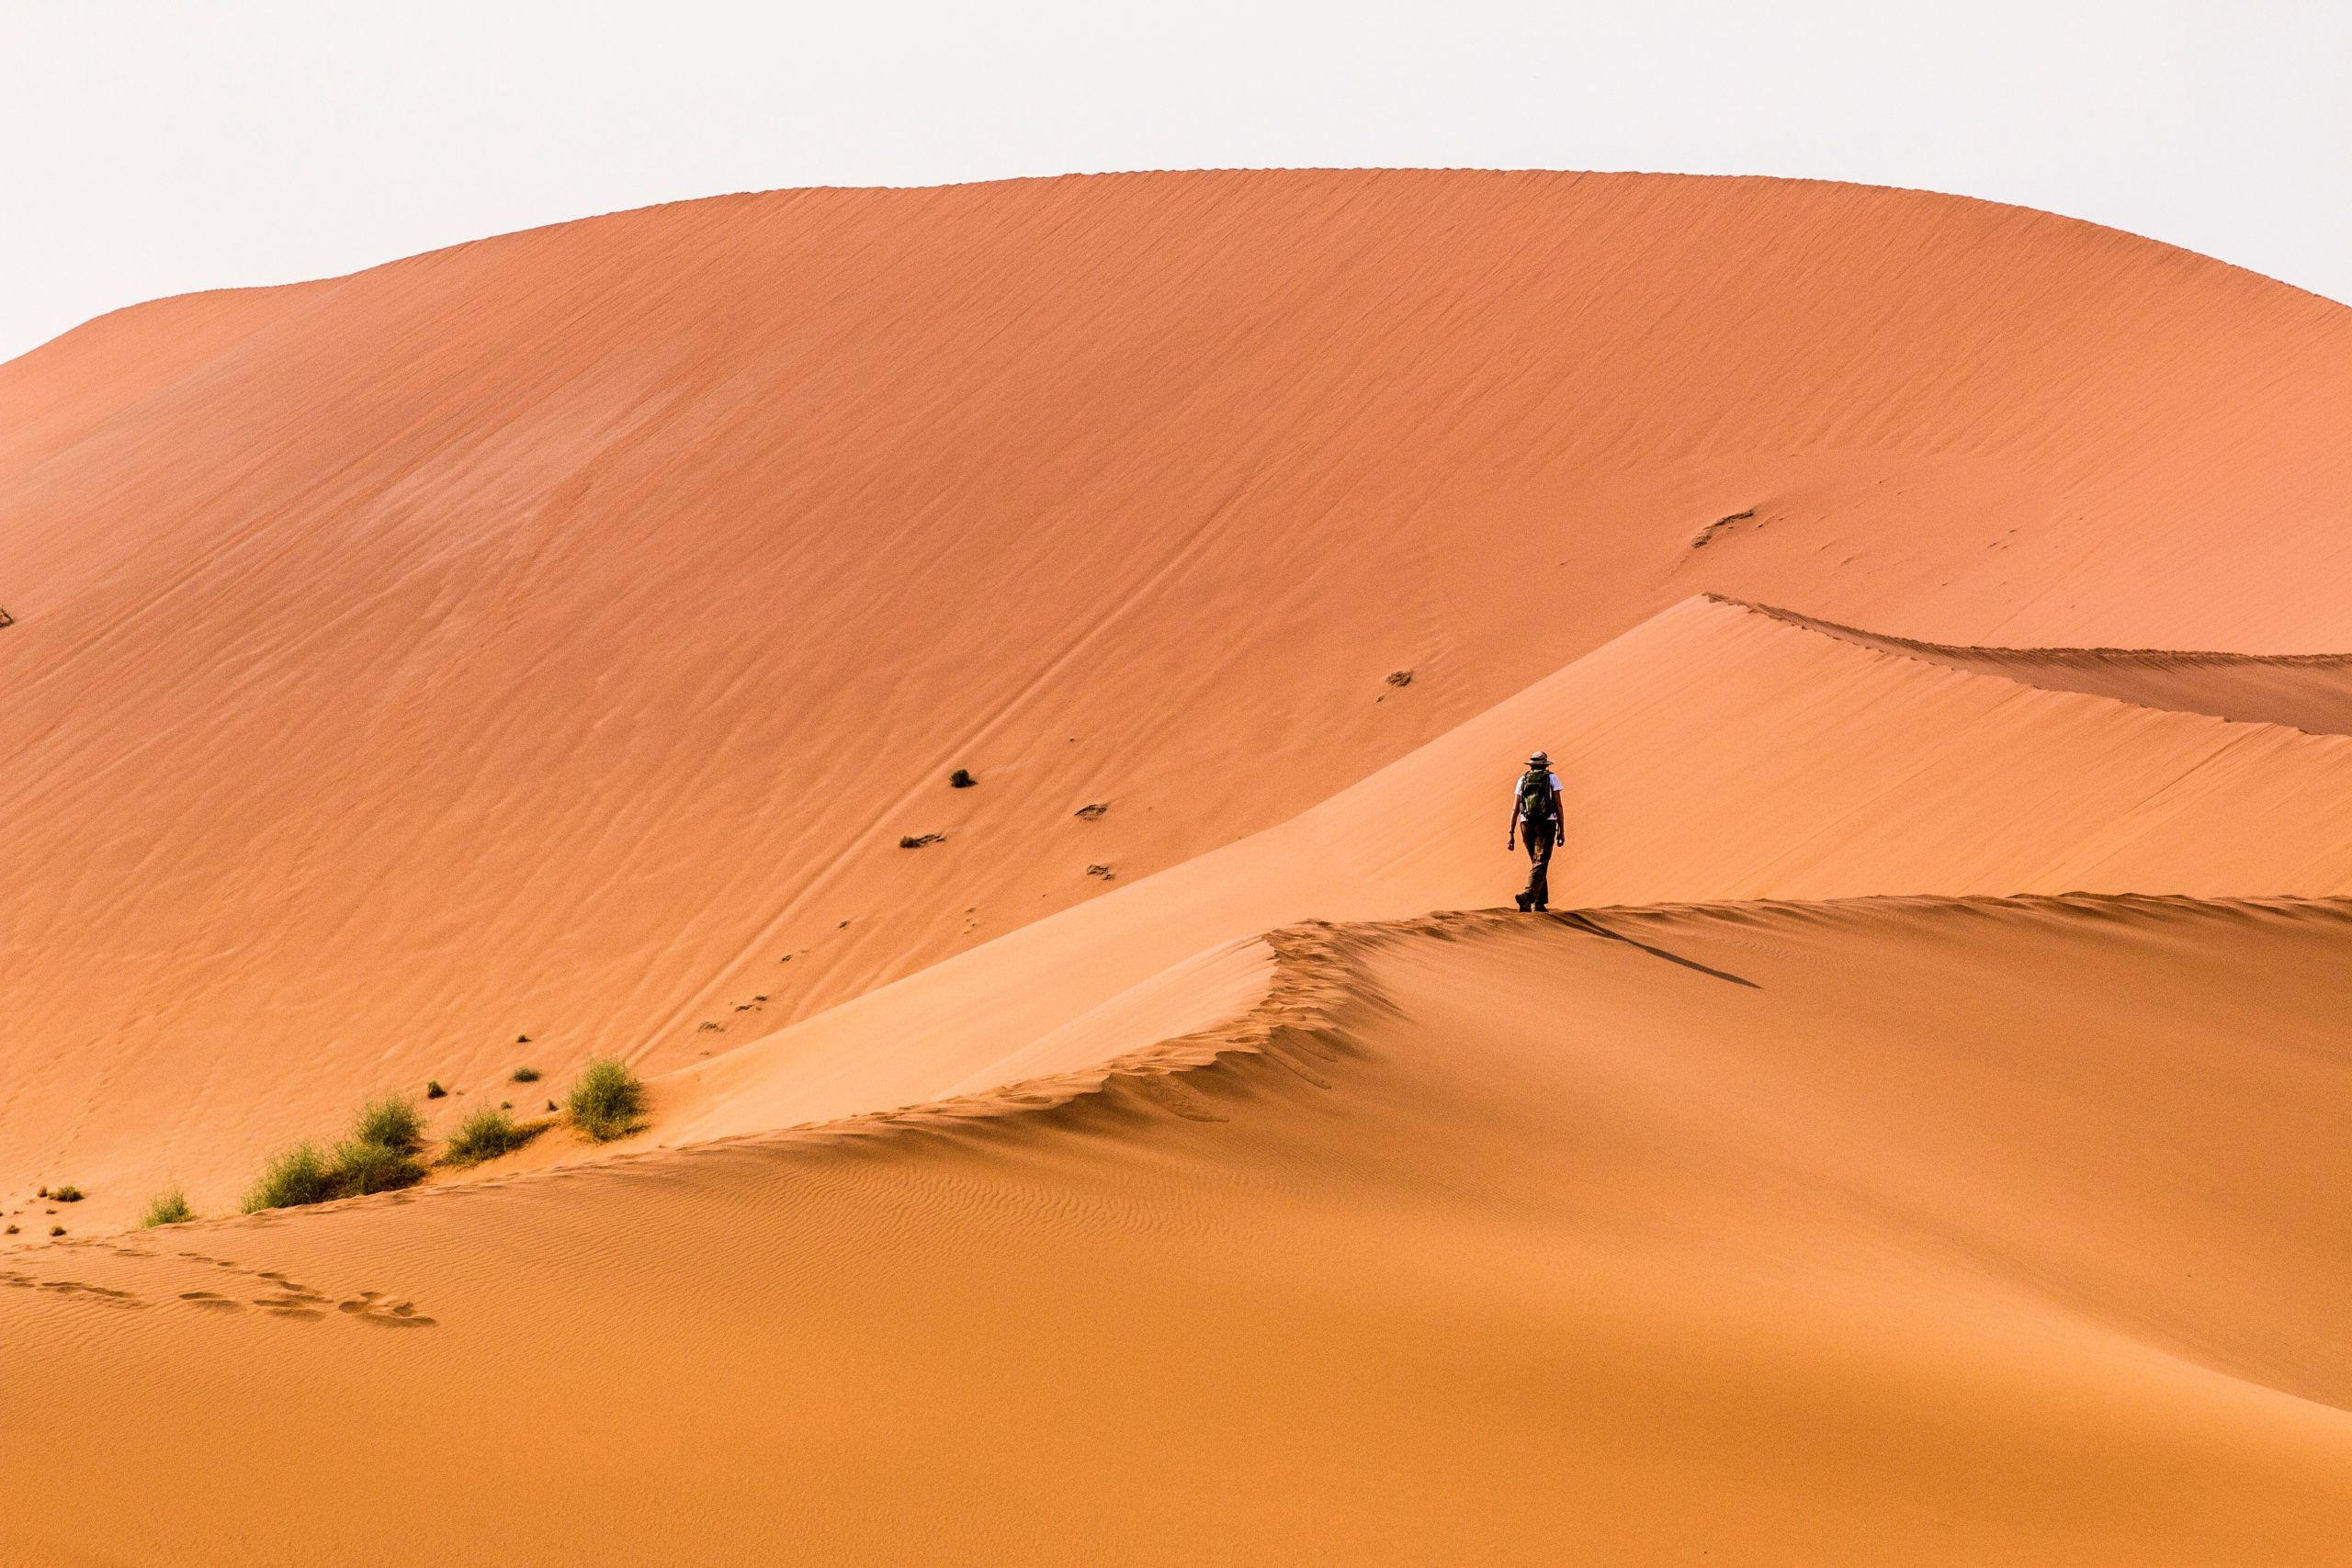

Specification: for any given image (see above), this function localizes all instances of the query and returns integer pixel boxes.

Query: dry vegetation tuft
[567,1057,646,1142]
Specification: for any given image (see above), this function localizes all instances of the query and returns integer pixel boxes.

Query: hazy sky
[3,2,2346,362]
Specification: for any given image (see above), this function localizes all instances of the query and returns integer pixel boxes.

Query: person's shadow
[1549,910,1759,989]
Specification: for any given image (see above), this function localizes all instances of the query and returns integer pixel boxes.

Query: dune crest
[1748,597,2352,735]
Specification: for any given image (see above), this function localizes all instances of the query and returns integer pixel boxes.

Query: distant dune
[6,171,2352,1563]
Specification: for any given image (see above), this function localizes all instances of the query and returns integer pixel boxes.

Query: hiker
[1506,750,1563,911]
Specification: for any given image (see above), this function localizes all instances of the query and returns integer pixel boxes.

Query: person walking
[1506,750,1563,911]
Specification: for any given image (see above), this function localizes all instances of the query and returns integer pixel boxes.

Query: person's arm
[1549,773,1564,827]
[1505,789,1518,849]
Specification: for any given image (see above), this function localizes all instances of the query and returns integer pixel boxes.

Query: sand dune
[9,897,2352,1564]
[10,171,2352,1225]
[8,170,2352,1562]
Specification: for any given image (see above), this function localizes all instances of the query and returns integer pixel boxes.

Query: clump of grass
[243,1142,338,1212]
[51,1184,84,1203]
[141,1188,194,1227]
[50,1225,64,1237]
[353,1095,424,1156]
[567,1056,646,1142]
[425,1080,447,1100]
[333,1137,424,1196]
[443,1105,547,1168]
[949,767,976,788]
[242,1093,430,1213]
[510,1066,541,1083]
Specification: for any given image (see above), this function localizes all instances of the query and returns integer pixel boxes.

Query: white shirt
[1513,771,1562,823]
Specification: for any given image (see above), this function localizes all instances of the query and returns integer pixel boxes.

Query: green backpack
[1517,768,1554,822]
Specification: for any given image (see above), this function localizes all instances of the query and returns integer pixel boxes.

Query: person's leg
[1521,822,1553,910]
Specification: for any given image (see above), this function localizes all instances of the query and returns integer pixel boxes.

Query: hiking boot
[1514,893,1532,911]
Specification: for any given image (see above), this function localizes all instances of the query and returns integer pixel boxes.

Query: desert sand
[5,170,2351,1563]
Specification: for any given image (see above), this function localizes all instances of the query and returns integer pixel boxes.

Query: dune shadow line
[1553,911,1760,989]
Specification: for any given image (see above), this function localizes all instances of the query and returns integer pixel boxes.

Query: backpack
[1517,768,1555,822]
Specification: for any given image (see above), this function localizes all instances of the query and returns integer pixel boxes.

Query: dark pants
[1520,818,1556,909]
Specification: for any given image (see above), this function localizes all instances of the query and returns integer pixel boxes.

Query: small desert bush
[242,1094,430,1212]
[243,1143,339,1213]
[353,1094,424,1156]
[567,1056,646,1142]
[141,1188,194,1227]
[511,1065,541,1083]
[443,1105,544,1167]
[334,1137,425,1196]
[51,1184,84,1203]
[425,1080,447,1100]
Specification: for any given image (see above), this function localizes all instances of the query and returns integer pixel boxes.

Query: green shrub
[241,1089,435,1212]
[51,1184,84,1203]
[141,1188,194,1227]
[353,1095,424,1156]
[510,1066,541,1083]
[443,1105,545,1167]
[334,1138,425,1196]
[567,1056,646,1142]
[243,1143,338,1213]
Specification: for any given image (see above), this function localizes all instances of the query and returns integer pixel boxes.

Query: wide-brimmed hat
[1527,750,1549,766]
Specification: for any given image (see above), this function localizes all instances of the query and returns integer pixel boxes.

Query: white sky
[2,1,2347,363]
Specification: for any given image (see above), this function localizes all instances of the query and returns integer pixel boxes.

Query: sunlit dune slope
[6,170,2352,1224]
[9,897,2351,1566]
[649,592,2352,1147]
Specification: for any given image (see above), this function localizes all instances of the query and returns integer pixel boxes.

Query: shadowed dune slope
[7,171,2352,1224]
[23,591,2352,1220]
[7,897,2351,1566]
[1761,600,2352,735]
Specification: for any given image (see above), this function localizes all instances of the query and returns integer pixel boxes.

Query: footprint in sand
[29,1280,146,1308]
[338,1292,436,1328]
[179,1291,244,1313]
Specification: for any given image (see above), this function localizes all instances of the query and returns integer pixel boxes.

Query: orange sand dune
[8,171,2352,1226]
[8,171,2352,1563]
[8,897,2352,1565]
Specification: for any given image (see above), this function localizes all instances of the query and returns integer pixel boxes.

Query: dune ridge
[1747,595,2352,735]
